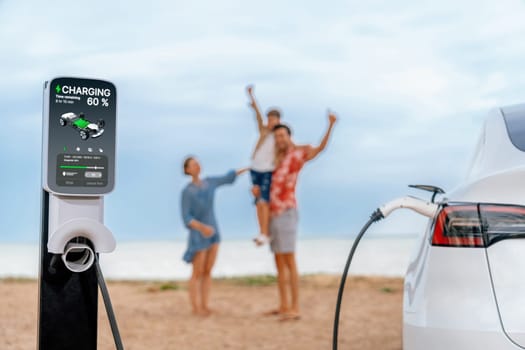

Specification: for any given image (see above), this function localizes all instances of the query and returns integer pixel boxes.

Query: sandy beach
[0,275,403,350]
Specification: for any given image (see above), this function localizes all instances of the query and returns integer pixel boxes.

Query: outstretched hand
[305,110,338,161]
[246,85,257,109]
[328,111,337,125]
[246,84,254,97]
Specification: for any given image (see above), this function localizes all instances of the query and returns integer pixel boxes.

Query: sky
[1,0,525,243]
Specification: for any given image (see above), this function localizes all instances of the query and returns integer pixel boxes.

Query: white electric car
[404,103,525,349]
[59,112,105,140]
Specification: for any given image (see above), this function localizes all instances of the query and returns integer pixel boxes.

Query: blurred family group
[180,85,337,321]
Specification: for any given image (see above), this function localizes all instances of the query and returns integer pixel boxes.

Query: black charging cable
[332,209,384,350]
[95,255,124,350]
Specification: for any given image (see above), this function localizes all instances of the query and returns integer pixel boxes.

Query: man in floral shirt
[267,112,337,321]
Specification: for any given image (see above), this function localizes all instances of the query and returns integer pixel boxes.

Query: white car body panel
[404,325,521,349]
[403,245,511,349]
[465,105,525,185]
[486,240,525,347]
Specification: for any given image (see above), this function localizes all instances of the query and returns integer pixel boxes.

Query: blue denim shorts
[250,170,272,203]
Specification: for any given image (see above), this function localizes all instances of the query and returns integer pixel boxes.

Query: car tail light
[432,205,484,247]
[480,205,525,246]
[432,204,525,248]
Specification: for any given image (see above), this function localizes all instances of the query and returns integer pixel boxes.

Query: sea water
[0,237,417,280]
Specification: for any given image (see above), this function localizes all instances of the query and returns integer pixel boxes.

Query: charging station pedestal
[38,77,117,350]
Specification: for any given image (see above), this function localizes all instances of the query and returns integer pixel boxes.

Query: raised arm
[246,85,265,133]
[306,111,337,161]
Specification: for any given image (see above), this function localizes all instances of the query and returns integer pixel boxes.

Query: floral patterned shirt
[270,147,309,216]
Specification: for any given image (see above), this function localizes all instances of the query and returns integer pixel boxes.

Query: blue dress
[181,170,237,263]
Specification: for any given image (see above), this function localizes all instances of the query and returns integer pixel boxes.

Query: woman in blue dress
[181,156,248,316]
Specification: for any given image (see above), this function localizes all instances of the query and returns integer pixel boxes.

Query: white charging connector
[379,195,439,219]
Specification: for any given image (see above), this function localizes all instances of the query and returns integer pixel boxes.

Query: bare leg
[252,185,270,245]
[189,251,205,315]
[252,185,263,235]
[284,253,300,315]
[256,201,270,236]
[201,243,219,315]
[274,253,289,313]
[259,201,270,236]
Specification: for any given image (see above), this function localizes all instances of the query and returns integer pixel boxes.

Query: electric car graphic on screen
[59,112,105,140]
[400,103,525,349]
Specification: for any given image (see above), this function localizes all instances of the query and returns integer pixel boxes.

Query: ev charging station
[39,77,120,349]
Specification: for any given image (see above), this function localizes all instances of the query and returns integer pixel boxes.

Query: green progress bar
[60,165,88,169]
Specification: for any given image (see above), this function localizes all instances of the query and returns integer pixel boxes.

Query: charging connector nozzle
[379,195,438,219]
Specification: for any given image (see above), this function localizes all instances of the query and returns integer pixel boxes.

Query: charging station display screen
[44,77,117,195]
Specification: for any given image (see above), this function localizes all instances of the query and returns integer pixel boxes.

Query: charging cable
[95,255,124,350]
[332,196,438,350]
